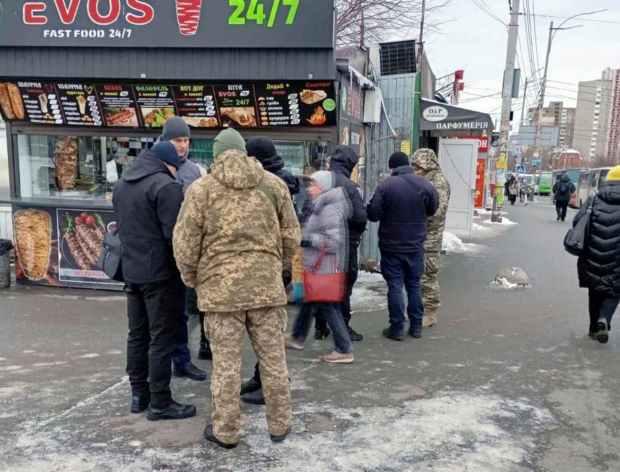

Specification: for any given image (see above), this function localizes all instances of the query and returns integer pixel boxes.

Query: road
[1,197,619,471]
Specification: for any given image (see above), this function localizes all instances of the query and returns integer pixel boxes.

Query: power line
[527,13,620,25]
[468,0,506,26]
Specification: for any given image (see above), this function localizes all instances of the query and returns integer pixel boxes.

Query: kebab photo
[13,210,52,281]
[62,212,106,271]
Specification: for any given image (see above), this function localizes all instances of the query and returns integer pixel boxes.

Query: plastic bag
[0,239,13,256]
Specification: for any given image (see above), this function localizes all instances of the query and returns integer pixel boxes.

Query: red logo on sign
[23,0,154,26]
[176,0,202,36]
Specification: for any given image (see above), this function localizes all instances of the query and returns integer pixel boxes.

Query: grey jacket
[177,157,203,194]
[302,187,353,275]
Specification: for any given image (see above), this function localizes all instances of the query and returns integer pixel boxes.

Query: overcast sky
[423,0,620,130]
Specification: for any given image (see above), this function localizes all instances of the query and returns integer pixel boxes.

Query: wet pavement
[1,197,619,471]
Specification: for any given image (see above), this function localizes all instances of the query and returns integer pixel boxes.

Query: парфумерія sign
[0,0,334,48]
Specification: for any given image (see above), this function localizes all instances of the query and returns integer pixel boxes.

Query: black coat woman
[574,166,620,344]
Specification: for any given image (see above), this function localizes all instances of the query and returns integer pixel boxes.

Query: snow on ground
[350,271,387,312]
[490,277,532,291]
[442,232,480,255]
[481,217,518,226]
[2,392,554,472]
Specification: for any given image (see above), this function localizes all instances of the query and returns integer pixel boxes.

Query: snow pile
[482,217,517,226]
[442,232,479,254]
[350,271,387,312]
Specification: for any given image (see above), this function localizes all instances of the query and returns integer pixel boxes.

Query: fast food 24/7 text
[43,29,133,39]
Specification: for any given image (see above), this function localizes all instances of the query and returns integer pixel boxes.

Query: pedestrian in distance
[284,171,355,364]
[113,140,196,421]
[411,149,451,328]
[174,128,301,449]
[574,165,620,344]
[505,175,519,206]
[554,174,576,222]
[367,152,439,341]
[240,136,300,406]
[160,117,209,381]
[312,146,368,343]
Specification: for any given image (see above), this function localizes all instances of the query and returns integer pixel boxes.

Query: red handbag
[303,244,346,303]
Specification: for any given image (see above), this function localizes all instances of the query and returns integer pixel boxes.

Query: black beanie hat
[152,141,181,170]
[246,136,277,163]
[389,152,410,169]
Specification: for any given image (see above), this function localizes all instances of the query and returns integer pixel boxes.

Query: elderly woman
[574,165,620,344]
[285,171,354,363]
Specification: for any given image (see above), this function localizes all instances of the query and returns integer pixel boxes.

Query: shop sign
[420,99,494,132]
[12,205,123,289]
[0,79,337,129]
[340,75,363,123]
[0,0,334,48]
[422,106,449,123]
[455,136,489,152]
[475,158,485,208]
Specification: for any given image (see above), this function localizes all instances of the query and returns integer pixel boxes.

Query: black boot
[198,342,212,361]
[382,328,405,341]
[173,362,207,381]
[147,400,196,421]
[348,326,364,342]
[271,426,291,443]
[240,377,261,396]
[204,425,237,449]
[242,387,265,405]
[409,326,422,339]
[597,319,610,344]
[131,392,150,414]
[314,327,331,340]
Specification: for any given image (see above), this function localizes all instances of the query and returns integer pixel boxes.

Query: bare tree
[336,0,449,46]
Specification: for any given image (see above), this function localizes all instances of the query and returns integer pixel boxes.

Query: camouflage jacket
[411,149,451,251]
[173,149,301,312]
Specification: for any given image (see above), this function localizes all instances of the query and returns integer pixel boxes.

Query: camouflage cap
[411,148,440,172]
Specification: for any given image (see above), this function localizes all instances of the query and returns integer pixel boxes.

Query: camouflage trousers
[205,306,291,444]
[422,250,441,327]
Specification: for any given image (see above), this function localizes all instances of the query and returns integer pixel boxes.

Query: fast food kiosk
[0,0,338,290]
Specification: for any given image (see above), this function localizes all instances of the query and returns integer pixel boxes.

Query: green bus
[536,172,553,196]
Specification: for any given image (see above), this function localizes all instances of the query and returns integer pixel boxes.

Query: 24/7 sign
[0,0,334,48]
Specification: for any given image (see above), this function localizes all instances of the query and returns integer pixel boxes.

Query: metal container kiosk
[0,0,337,290]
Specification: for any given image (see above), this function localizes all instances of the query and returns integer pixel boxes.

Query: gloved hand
[300,239,311,248]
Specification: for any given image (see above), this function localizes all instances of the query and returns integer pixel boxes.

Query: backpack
[558,182,571,196]
[509,180,519,195]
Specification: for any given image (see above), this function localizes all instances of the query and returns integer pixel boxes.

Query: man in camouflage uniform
[173,128,301,448]
[411,148,451,328]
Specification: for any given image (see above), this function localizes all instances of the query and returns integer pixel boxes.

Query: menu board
[134,85,176,128]
[214,84,258,128]
[56,83,103,127]
[172,85,219,128]
[255,82,337,127]
[95,84,140,127]
[0,79,337,129]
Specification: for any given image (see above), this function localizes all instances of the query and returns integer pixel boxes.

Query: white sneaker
[322,351,354,364]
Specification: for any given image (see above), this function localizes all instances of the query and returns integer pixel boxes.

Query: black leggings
[589,290,620,332]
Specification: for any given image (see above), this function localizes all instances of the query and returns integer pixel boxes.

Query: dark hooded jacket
[367,166,440,254]
[326,146,368,246]
[553,174,576,203]
[575,180,620,296]
[113,150,184,284]
[260,155,300,197]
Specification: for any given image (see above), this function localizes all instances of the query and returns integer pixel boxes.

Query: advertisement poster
[134,85,176,128]
[172,85,219,128]
[214,83,258,128]
[96,84,140,127]
[475,158,486,209]
[56,82,103,126]
[1,81,63,125]
[57,208,121,286]
[11,205,122,289]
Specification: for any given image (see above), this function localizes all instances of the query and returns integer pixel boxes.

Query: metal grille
[379,41,416,77]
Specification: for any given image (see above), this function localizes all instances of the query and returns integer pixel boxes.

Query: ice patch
[442,232,479,254]
[106,350,123,355]
[0,357,7,361]
[79,354,100,359]
[490,278,531,291]
[32,362,67,367]
[22,350,35,354]
[0,365,22,371]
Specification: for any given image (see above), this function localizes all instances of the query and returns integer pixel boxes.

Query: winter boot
[271,427,291,443]
[314,327,331,340]
[382,328,405,341]
[242,387,266,405]
[409,326,422,339]
[240,377,261,396]
[348,326,364,342]
[597,319,610,344]
[198,342,212,361]
[173,362,207,381]
[147,400,196,421]
[130,392,150,414]
[204,425,237,449]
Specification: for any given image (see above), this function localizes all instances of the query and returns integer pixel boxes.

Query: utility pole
[534,22,553,171]
[492,0,521,223]
[517,79,529,169]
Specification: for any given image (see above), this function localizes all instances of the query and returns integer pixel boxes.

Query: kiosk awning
[420,99,494,132]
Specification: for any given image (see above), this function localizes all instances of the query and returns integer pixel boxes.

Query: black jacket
[328,146,368,246]
[367,166,440,255]
[553,174,576,203]
[261,155,300,197]
[113,150,184,284]
[576,180,620,296]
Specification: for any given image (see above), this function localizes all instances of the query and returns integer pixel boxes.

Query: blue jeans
[380,251,425,334]
[292,303,353,354]
[172,284,192,367]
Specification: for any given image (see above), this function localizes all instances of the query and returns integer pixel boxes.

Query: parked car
[577,167,612,208]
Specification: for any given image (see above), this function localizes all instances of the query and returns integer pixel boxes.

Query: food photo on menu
[58,210,107,273]
[143,108,175,127]
[182,116,219,128]
[220,107,256,127]
[104,107,139,127]
[13,209,54,282]
[0,82,25,120]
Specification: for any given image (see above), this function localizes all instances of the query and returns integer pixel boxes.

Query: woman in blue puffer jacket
[284,171,355,364]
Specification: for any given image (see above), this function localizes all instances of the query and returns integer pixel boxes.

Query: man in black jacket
[240,137,299,405]
[367,152,439,341]
[113,141,196,421]
[320,146,368,342]
[553,174,576,222]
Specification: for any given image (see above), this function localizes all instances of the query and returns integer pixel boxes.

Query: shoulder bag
[303,244,346,303]
[97,228,124,282]
[564,197,594,257]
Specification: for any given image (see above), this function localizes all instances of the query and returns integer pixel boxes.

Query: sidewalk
[2,201,619,471]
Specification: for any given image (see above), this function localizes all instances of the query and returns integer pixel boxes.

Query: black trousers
[556,201,569,221]
[589,290,620,332]
[126,276,184,406]
[315,243,359,331]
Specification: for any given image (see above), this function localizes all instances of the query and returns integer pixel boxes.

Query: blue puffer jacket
[302,187,353,275]
[367,166,439,255]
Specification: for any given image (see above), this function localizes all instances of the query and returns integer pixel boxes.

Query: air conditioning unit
[364,89,382,124]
